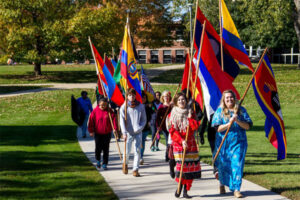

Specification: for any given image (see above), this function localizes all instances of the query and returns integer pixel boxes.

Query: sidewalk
[77,129,288,200]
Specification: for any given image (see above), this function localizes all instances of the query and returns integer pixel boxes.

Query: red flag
[104,55,115,76]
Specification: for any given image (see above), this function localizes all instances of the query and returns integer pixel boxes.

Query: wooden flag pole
[177,22,206,195]
[212,48,268,164]
[186,0,199,99]
[88,38,123,161]
[219,0,224,71]
[123,12,130,174]
[102,56,123,161]
[150,82,181,149]
[192,21,206,101]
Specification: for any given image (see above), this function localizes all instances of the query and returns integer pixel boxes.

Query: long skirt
[173,137,201,191]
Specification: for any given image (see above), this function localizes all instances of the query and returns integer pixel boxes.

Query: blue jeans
[141,130,150,159]
[81,114,89,137]
[123,133,142,171]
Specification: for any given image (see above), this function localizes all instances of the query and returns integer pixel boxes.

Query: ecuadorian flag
[252,54,287,160]
[220,0,254,72]
[121,22,142,103]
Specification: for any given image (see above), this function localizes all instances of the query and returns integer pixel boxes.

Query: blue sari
[212,106,252,191]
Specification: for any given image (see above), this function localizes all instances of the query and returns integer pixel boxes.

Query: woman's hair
[126,88,136,97]
[172,92,187,107]
[220,90,239,119]
[160,90,171,104]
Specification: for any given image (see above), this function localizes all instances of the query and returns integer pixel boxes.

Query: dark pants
[161,130,169,161]
[151,124,159,147]
[94,133,111,165]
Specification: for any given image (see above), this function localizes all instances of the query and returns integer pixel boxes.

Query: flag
[195,6,240,81]
[197,29,240,120]
[140,65,155,102]
[97,78,106,96]
[91,42,124,106]
[181,53,203,109]
[104,55,115,76]
[252,54,287,160]
[120,23,142,103]
[111,59,117,69]
[220,0,254,72]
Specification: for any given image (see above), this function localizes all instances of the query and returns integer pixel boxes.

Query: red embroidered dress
[167,107,201,191]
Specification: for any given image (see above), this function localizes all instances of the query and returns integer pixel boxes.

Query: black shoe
[169,160,175,179]
[183,185,192,199]
[174,184,183,198]
[82,135,86,138]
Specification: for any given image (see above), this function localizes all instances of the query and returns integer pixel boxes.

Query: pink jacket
[88,106,117,135]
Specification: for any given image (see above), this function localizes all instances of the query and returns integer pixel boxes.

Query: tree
[172,0,297,51]
[0,0,99,75]
[293,0,300,68]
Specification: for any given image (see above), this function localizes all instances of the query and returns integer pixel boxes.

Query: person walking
[140,92,154,165]
[77,91,93,138]
[120,88,146,177]
[150,91,161,151]
[156,90,172,161]
[211,90,252,198]
[88,97,117,170]
[167,93,201,198]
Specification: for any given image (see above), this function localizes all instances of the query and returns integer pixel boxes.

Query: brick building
[136,23,188,64]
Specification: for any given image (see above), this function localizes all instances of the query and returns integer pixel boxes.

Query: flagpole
[123,12,130,175]
[186,0,199,99]
[219,0,224,71]
[192,21,206,101]
[212,48,268,164]
[88,37,123,161]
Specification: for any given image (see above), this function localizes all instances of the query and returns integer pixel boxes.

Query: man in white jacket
[120,88,146,177]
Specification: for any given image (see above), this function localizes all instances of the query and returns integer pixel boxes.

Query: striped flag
[140,65,155,102]
[252,54,287,160]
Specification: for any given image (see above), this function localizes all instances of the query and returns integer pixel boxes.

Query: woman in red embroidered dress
[166,93,201,198]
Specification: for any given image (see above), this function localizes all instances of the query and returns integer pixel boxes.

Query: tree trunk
[293,0,300,69]
[34,63,42,76]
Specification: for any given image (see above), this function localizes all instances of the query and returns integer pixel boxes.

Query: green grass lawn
[0,85,52,94]
[0,89,116,199]
[154,63,300,200]
[0,63,176,84]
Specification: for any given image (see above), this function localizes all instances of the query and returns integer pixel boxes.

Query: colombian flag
[121,22,142,103]
[252,54,287,160]
[220,0,254,72]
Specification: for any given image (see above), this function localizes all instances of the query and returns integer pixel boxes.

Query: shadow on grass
[0,125,77,146]
[0,125,117,199]
[0,71,97,83]
[0,86,49,94]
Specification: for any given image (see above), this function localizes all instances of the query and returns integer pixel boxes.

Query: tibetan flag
[197,30,240,120]
[140,65,155,102]
[121,23,142,103]
[182,53,203,110]
[91,43,124,106]
[195,6,240,81]
[220,0,254,72]
[252,54,287,160]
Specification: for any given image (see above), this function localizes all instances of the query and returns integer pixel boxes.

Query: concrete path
[77,130,288,200]
[0,65,182,98]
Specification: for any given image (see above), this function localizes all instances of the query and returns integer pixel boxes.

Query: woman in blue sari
[212,90,252,198]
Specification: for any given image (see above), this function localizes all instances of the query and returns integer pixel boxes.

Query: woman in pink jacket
[88,98,117,170]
